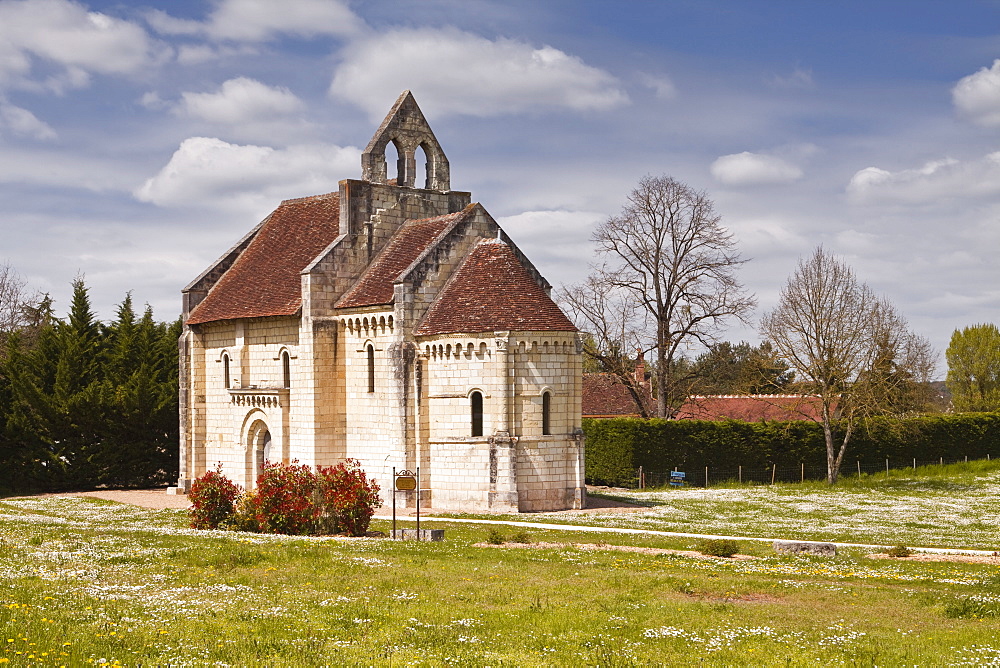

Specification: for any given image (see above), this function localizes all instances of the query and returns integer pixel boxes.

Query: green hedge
[583,413,1000,486]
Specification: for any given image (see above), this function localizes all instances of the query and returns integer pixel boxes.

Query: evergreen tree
[101,301,179,486]
[691,341,793,395]
[2,279,180,492]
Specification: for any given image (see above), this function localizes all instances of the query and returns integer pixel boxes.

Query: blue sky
[1,0,998,373]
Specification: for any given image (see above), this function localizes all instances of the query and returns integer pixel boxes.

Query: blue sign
[670,471,685,487]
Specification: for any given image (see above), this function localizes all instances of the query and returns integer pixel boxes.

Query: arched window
[470,391,483,437]
[222,353,231,389]
[542,391,551,435]
[416,144,428,189]
[281,351,291,389]
[367,344,375,393]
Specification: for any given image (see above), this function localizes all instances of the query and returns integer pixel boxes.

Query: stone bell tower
[360,90,451,190]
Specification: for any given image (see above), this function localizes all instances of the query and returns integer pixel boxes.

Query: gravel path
[13,489,191,510]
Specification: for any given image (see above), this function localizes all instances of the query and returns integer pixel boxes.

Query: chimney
[634,348,646,386]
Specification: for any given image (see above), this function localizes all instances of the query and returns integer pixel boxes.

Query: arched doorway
[247,420,271,486]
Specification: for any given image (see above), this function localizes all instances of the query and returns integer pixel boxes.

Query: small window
[542,391,551,435]
[471,391,483,437]
[282,351,291,389]
[367,344,375,393]
[223,353,231,389]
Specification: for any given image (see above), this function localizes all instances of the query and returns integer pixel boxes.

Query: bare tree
[0,264,41,332]
[563,175,755,417]
[0,263,47,356]
[761,247,935,484]
[560,273,651,417]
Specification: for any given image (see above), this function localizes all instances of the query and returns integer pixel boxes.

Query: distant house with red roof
[583,372,821,422]
[674,395,823,422]
[173,92,584,512]
[582,373,653,418]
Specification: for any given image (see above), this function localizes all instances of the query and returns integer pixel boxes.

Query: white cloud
[139,91,166,110]
[725,217,809,259]
[176,77,304,124]
[637,72,676,99]
[134,137,361,213]
[496,209,604,289]
[953,59,1000,126]
[833,228,882,255]
[330,27,628,119]
[710,151,803,186]
[171,77,314,144]
[0,146,135,191]
[846,154,1000,204]
[0,101,56,139]
[174,43,258,65]
[0,0,165,91]
[146,0,362,42]
[768,67,815,89]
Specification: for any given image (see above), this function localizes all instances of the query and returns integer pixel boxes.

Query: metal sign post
[393,468,418,540]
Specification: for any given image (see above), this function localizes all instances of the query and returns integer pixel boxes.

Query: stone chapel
[171,91,586,512]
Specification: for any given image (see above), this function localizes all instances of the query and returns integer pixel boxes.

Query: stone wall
[188,316,299,488]
[416,330,584,511]
[334,309,401,483]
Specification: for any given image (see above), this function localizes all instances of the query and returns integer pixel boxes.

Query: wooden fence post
[800,462,804,483]
[705,466,709,488]
[857,461,861,477]
[738,465,742,484]
[771,464,776,485]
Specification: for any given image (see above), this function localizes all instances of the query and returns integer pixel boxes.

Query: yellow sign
[395,476,417,491]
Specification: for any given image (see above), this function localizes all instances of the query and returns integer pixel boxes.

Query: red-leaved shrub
[315,459,382,536]
[247,461,318,535]
[188,464,241,529]
[189,460,381,537]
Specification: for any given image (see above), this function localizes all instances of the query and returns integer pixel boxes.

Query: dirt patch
[868,552,1000,565]
[475,540,757,560]
[700,592,780,603]
[546,488,648,514]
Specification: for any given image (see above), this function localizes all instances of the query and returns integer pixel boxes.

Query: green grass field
[456,459,1000,550]
[3,460,1000,666]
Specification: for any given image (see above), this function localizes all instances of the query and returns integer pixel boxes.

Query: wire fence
[622,454,993,489]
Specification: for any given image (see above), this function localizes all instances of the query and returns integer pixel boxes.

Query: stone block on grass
[773,540,837,556]
[392,529,445,541]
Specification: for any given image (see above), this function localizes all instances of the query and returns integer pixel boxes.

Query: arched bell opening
[415,144,428,189]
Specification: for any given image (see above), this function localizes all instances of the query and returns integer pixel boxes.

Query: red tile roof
[335,207,471,309]
[582,373,653,417]
[187,192,340,325]
[414,239,577,336]
[675,395,823,422]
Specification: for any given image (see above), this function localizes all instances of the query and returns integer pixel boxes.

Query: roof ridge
[403,207,469,225]
[279,191,340,206]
